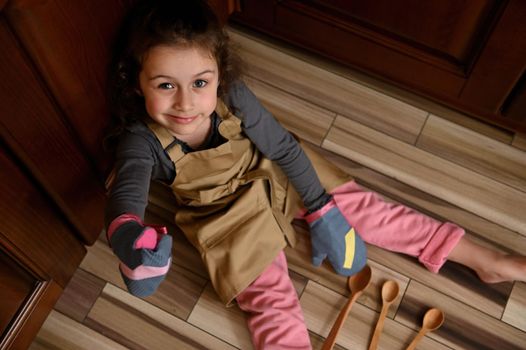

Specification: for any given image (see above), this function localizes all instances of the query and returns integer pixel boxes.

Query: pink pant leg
[236,251,311,350]
[329,181,464,273]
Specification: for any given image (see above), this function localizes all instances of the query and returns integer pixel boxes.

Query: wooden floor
[30,27,526,350]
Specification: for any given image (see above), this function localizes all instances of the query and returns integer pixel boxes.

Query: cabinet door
[0,17,106,245]
[232,0,526,132]
[0,145,86,349]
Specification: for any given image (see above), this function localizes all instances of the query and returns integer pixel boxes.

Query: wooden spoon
[368,280,400,350]
[322,265,372,350]
[405,308,445,350]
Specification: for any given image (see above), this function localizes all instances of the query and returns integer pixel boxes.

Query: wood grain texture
[300,281,450,350]
[0,19,106,246]
[53,269,105,323]
[230,31,429,144]
[29,310,127,350]
[5,0,132,173]
[397,281,526,350]
[85,284,236,350]
[188,284,252,349]
[417,115,526,192]
[502,282,526,332]
[80,240,207,321]
[324,116,526,236]
[228,27,513,145]
[244,76,335,146]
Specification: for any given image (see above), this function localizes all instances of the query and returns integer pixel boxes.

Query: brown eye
[193,79,207,88]
[158,82,174,89]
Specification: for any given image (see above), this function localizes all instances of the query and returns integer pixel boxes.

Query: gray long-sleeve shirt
[105,80,330,226]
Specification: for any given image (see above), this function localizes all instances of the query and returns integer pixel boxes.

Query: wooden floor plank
[397,280,526,350]
[80,240,207,321]
[53,268,105,323]
[230,31,428,145]
[85,284,236,350]
[324,116,526,236]
[80,240,127,290]
[502,282,526,332]
[228,27,514,145]
[29,310,128,350]
[244,76,335,146]
[368,245,513,319]
[187,283,252,349]
[300,281,451,350]
[417,115,526,192]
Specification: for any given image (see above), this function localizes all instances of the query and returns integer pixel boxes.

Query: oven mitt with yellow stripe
[305,198,367,276]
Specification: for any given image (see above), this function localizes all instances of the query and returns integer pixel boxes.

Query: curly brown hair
[106,0,244,141]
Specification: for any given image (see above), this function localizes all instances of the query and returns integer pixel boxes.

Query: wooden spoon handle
[368,305,390,350]
[322,293,361,350]
[405,329,427,350]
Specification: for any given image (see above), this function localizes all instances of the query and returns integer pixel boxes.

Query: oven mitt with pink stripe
[305,198,367,276]
[107,214,172,297]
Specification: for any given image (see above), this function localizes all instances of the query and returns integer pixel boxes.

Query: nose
[173,88,192,112]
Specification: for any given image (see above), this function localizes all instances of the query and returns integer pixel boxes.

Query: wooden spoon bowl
[368,280,400,350]
[406,307,445,350]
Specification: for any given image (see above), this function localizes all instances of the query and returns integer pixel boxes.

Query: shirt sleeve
[104,123,175,227]
[226,80,331,211]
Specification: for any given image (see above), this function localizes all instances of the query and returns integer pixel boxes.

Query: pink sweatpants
[236,180,464,349]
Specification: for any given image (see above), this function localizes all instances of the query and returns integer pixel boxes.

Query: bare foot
[448,237,526,283]
[474,254,526,284]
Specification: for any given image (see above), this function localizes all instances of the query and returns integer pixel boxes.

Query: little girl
[105,1,526,349]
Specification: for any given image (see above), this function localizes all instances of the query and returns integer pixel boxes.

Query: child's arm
[105,124,173,296]
[226,81,328,209]
[227,81,367,275]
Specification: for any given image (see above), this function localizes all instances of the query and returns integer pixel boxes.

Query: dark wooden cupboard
[231,0,526,132]
[0,0,121,347]
[0,145,86,349]
[0,0,234,347]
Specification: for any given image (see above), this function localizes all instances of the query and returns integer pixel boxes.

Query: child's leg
[448,236,526,283]
[236,251,311,350]
[328,181,464,273]
[327,181,526,282]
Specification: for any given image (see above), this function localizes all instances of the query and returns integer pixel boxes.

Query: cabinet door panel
[5,0,135,175]
[0,18,106,245]
[306,0,500,67]
[0,146,85,288]
[0,144,85,348]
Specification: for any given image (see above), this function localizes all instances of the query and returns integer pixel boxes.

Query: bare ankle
[475,254,526,284]
[448,237,526,283]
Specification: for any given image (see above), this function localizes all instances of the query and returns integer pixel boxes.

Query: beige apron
[148,100,351,305]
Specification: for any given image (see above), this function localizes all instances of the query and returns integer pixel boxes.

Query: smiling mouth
[168,115,197,124]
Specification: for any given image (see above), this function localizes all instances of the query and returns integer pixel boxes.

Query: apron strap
[146,120,186,163]
[216,100,243,139]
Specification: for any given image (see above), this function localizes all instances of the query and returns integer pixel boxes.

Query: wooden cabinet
[0,0,121,347]
[0,145,86,349]
[231,0,526,132]
[0,0,233,347]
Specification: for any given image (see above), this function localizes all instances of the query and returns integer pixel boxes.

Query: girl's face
[138,45,219,141]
